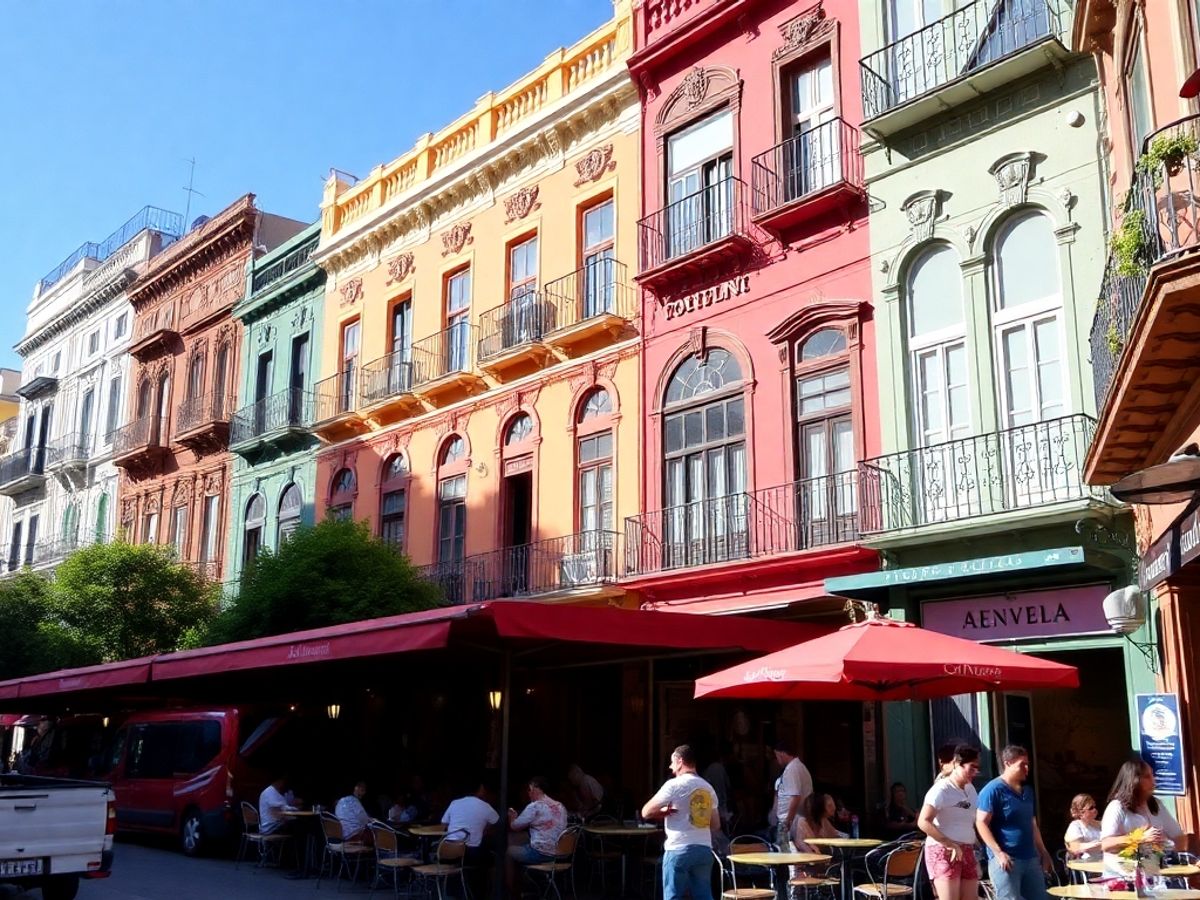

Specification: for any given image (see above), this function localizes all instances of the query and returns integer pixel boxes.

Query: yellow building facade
[311,6,640,605]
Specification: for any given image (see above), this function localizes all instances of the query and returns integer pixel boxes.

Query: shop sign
[921,584,1111,643]
[1138,503,1200,590]
[662,274,750,320]
[825,547,1086,594]
[1137,693,1186,796]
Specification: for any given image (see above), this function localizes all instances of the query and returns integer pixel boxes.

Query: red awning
[17,657,155,699]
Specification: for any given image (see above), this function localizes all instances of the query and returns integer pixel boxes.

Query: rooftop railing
[251,235,319,295]
[38,206,184,292]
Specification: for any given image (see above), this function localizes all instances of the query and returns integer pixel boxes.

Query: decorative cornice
[16,269,136,358]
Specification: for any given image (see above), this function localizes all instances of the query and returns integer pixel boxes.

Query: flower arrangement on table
[1119,827,1165,875]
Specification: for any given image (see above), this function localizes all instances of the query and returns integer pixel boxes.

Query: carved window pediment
[654,65,742,137]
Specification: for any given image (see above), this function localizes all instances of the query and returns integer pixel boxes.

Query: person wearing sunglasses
[1065,794,1102,861]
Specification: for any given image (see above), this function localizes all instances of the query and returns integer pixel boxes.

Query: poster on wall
[1136,693,1186,796]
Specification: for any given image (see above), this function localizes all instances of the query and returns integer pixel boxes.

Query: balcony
[859,0,1069,137]
[1088,114,1200,481]
[129,303,179,360]
[174,391,233,452]
[477,293,557,377]
[359,352,419,424]
[0,447,47,497]
[112,416,168,470]
[417,531,623,605]
[860,415,1110,540]
[543,259,636,351]
[623,473,859,579]
[44,433,91,473]
[411,325,483,400]
[230,389,313,455]
[636,175,756,293]
[751,120,864,233]
[312,370,368,440]
[15,375,58,401]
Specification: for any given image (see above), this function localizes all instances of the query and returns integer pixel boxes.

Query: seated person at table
[885,782,918,836]
[1100,758,1185,880]
[335,780,375,844]
[506,776,568,894]
[566,764,604,819]
[259,776,296,835]
[389,791,420,825]
[443,780,499,860]
[795,792,847,853]
[833,797,856,834]
[1065,793,1102,861]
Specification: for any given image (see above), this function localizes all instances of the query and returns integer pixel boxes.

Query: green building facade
[847,0,1154,841]
[226,223,324,584]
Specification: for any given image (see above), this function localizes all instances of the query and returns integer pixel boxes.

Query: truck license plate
[0,859,43,876]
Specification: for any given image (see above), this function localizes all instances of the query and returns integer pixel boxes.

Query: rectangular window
[243,525,262,568]
[51,352,60,373]
[113,313,128,339]
[666,109,734,258]
[142,511,158,545]
[289,333,309,423]
[8,521,22,572]
[887,0,942,41]
[201,495,219,562]
[445,268,471,373]
[782,56,840,200]
[506,236,541,346]
[340,319,360,413]
[79,388,95,445]
[87,330,100,356]
[437,475,467,563]
[381,489,407,548]
[1127,32,1154,157]
[105,375,122,443]
[329,504,352,522]
[25,515,39,565]
[171,505,188,557]
[581,199,615,318]
[577,431,615,533]
[387,299,412,393]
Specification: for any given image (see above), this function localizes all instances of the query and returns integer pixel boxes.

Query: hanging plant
[1110,208,1149,277]
[1105,322,1123,357]
[1136,131,1200,184]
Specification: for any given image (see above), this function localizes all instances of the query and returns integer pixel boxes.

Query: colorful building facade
[1078,0,1200,830]
[311,5,640,605]
[0,207,183,574]
[115,196,304,581]
[625,0,879,615]
[226,224,324,582]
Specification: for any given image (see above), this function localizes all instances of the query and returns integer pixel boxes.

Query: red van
[102,709,281,855]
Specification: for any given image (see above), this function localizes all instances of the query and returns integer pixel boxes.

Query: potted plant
[1137,130,1200,183]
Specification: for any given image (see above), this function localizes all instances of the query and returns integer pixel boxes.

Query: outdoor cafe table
[583,824,663,897]
[280,809,320,877]
[1048,887,1200,899]
[728,851,832,900]
[407,823,448,861]
[1066,862,1200,881]
[806,838,884,900]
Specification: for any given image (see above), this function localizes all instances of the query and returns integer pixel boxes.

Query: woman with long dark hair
[794,792,845,853]
[1100,758,1185,879]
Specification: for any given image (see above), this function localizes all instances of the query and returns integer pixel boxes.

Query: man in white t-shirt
[774,740,813,850]
[259,776,294,835]
[643,744,721,900]
[443,780,499,895]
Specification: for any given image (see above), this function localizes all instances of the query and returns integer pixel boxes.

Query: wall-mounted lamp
[326,703,341,720]
[488,690,502,712]
[102,717,110,729]
[1103,585,1158,673]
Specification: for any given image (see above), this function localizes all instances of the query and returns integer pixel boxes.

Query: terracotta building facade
[115,195,304,581]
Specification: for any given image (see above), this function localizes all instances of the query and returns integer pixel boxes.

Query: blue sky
[0,0,614,369]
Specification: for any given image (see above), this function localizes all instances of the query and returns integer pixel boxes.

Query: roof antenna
[182,157,205,227]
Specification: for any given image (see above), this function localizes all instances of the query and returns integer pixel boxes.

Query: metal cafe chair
[411,833,469,900]
[524,825,582,900]
[369,821,421,897]
[236,801,292,870]
[316,811,373,891]
[853,840,923,900]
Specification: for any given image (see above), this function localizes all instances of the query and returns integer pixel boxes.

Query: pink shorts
[925,842,979,881]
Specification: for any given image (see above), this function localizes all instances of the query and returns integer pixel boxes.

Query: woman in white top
[919,745,982,900]
[1064,793,1102,861]
[1100,759,1185,880]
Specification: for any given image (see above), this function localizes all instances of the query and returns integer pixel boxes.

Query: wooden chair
[316,811,373,891]
[235,801,291,870]
[854,841,923,900]
[524,826,581,900]
[715,848,776,900]
[412,835,468,900]
[369,821,420,897]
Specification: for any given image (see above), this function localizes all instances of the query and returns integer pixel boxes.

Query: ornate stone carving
[172,478,192,506]
[573,145,617,186]
[440,223,474,257]
[1059,188,1075,210]
[339,278,363,307]
[255,325,274,348]
[203,470,223,496]
[597,358,619,382]
[681,66,709,108]
[900,190,943,242]
[688,326,708,361]
[291,306,309,330]
[121,498,137,522]
[339,447,359,470]
[567,361,597,395]
[389,430,412,455]
[215,323,236,350]
[145,496,161,515]
[989,152,1033,208]
[964,225,977,246]
[495,392,521,422]
[386,252,415,285]
[773,2,833,61]
[503,186,542,224]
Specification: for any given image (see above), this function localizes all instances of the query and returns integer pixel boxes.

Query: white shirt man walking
[643,744,721,900]
[774,740,813,849]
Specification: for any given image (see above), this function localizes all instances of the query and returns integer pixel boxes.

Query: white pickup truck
[0,774,114,900]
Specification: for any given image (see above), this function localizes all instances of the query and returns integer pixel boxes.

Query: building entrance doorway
[502,470,532,595]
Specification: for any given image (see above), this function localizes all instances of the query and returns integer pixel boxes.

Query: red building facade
[626,0,879,614]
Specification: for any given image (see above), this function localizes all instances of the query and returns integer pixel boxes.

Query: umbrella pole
[495,650,512,900]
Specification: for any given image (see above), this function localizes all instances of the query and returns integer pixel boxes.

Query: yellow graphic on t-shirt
[688,789,713,828]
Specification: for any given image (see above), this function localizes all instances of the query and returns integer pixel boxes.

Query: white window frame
[906,245,971,448]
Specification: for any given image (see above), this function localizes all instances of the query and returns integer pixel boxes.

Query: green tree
[51,541,219,662]
[0,571,96,679]
[208,517,442,643]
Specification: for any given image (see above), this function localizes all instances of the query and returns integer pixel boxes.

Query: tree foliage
[51,541,219,662]
[0,571,97,680]
[207,517,442,644]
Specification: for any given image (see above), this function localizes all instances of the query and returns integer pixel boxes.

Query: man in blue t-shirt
[976,745,1053,900]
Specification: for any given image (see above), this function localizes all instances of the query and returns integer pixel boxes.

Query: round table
[729,851,833,900]
[1048,887,1200,899]
[280,809,320,877]
[583,825,663,897]
[806,838,884,900]
[1067,862,1200,877]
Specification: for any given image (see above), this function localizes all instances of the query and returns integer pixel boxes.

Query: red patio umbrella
[694,610,1079,701]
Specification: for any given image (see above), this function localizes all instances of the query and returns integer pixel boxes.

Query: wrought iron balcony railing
[859,414,1105,534]
[751,119,863,215]
[313,370,359,423]
[638,175,751,273]
[230,389,313,445]
[360,352,415,406]
[176,391,234,437]
[0,446,47,489]
[860,0,1061,120]
[478,292,556,361]
[112,416,164,456]
[624,472,859,577]
[411,324,478,388]
[417,530,621,604]
[44,432,91,469]
[251,235,318,294]
[1091,114,1200,410]
[542,258,635,333]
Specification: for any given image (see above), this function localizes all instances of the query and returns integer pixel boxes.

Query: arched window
[662,349,747,565]
[577,388,612,423]
[576,389,615,536]
[793,327,855,540]
[436,437,468,567]
[440,436,465,466]
[380,455,408,549]
[505,413,533,446]
[278,483,303,545]
[906,245,969,446]
[62,503,79,547]
[95,493,109,543]
[329,468,355,521]
[991,211,1066,426]
[243,493,266,567]
[799,328,847,361]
